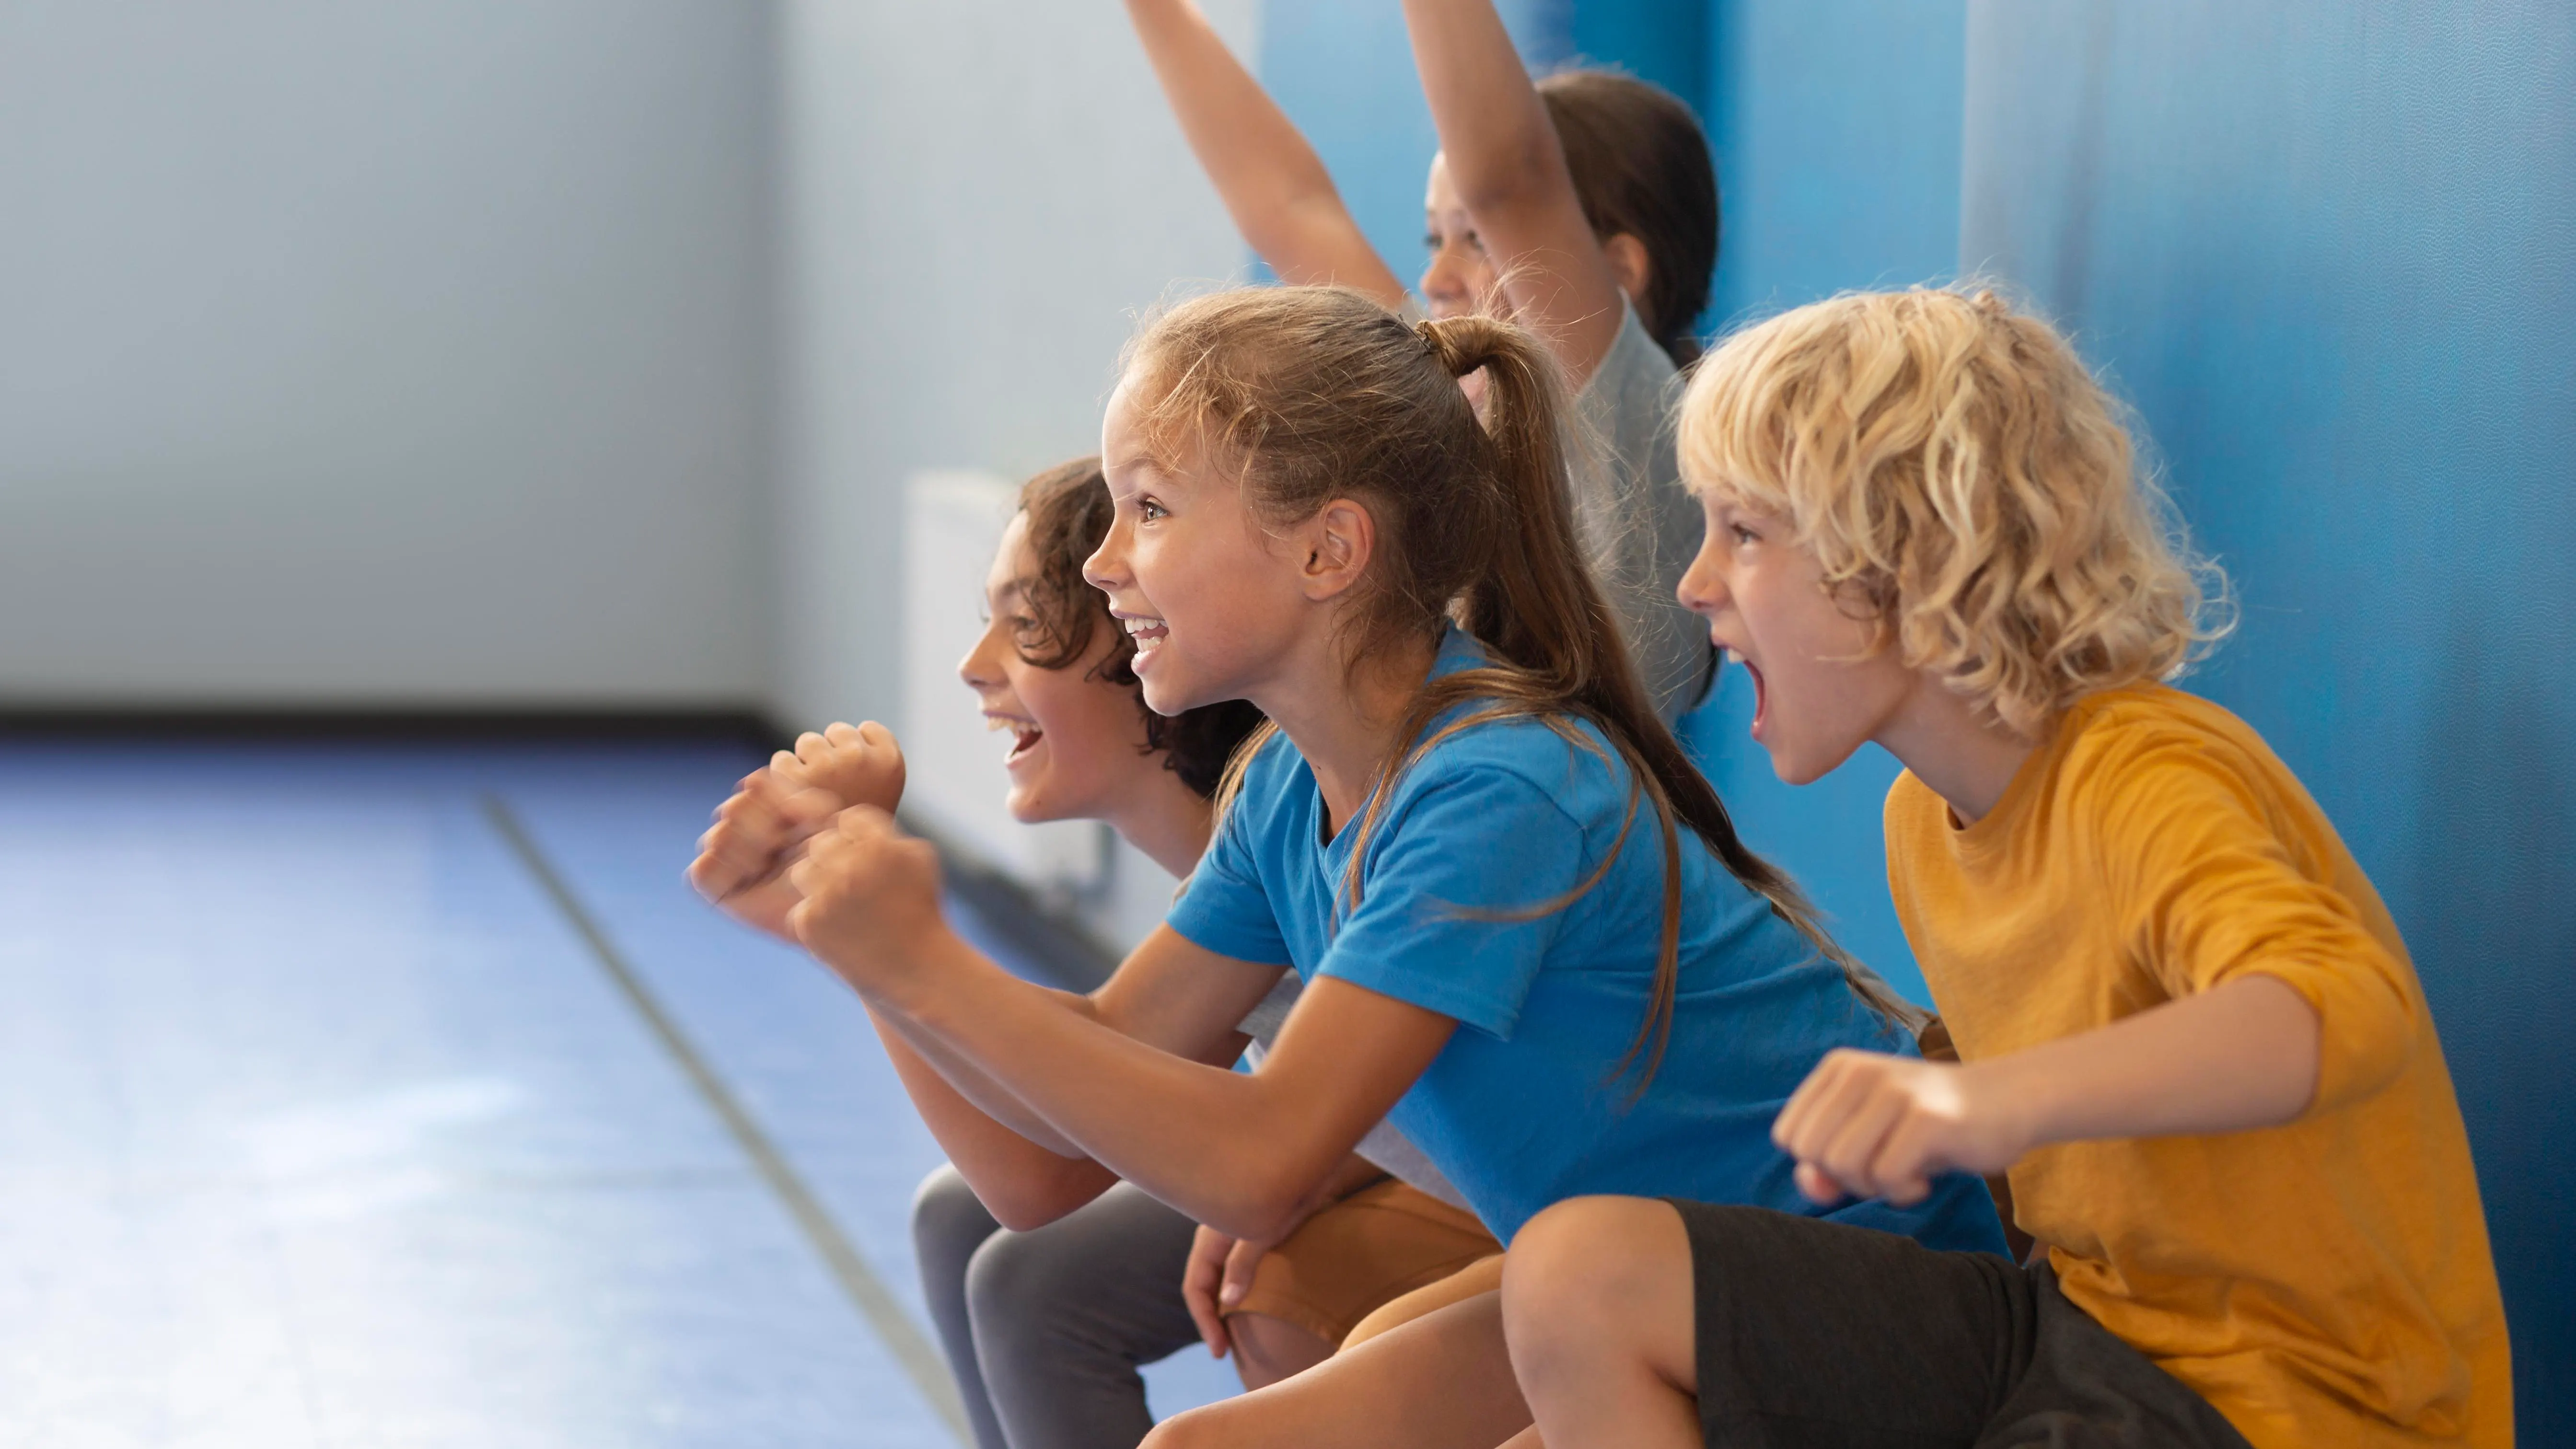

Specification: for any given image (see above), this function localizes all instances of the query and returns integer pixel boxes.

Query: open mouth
[1122,615,1170,656]
[1728,649,1768,736]
[986,713,1044,763]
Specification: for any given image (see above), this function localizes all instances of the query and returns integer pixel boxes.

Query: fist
[688,767,843,942]
[1771,1049,2031,1207]
[774,721,907,814]
[787,805,949,999]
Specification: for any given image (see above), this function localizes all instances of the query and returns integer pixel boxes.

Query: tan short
[1340,1249,1505,1349]
[1228,1178,1500,1346]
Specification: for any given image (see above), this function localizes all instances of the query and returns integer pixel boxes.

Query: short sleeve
[1167,781,1295,968]
[1317,765,1588,1038]
[2098,736,2421,1114]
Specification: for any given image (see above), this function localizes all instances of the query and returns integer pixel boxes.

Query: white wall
[773,0,1260,943]
[0,1,777,706]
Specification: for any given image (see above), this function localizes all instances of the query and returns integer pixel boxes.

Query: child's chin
[1767,741,1851,788]
[1005,789,1067,825]
[1136,673,1194,719]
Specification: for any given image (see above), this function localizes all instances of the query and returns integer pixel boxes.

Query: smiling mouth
[1122,615,1169,654]
[986,714,1044,762]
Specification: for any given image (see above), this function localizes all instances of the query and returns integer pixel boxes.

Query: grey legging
[913,1163,1204,1449]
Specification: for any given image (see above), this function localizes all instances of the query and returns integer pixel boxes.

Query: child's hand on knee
[1772,1049,2033,1208]
[689,768,843,942]
[785,805,950,998]
[1182,1222,1274,1359]
[776,721,907,814]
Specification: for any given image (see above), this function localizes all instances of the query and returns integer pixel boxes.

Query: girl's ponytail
[1415,313,1925,1082]
[1129,288,1921,1095]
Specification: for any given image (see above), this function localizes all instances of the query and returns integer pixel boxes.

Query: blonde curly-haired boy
[1496,288,2511,1449]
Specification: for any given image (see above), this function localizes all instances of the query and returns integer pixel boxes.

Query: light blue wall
[1701,0,1968,327]
[1963,0,2575,1427]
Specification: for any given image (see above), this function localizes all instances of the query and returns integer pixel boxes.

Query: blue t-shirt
[1169,629,2005,1251]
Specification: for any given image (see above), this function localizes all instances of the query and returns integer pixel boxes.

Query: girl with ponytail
[700,288,2001,1449]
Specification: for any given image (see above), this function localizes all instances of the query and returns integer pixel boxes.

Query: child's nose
[1082,529,1127,591]
[957,624,1005,687]
[1420,248,1466,303]
[1677,554,1730,616]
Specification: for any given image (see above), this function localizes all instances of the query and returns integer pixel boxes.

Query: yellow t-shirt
[1885,684,2512,1449]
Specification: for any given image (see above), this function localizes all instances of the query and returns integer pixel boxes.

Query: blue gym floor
[0,737,1239,1447]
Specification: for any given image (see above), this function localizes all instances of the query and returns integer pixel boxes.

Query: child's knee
[1138,1399,1233,1449]
[1503,1195,1682,1352]
[911,1163,997,1273]
[1225,1310,1333,1390]
[962,1217,1076,1323]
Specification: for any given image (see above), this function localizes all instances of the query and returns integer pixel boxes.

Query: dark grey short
[1670,1200,2254,1449]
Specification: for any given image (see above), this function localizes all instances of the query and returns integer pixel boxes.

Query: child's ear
[1298,498,1377,601]
[1603,232,1652,311]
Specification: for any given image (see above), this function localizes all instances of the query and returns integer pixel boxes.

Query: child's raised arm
[1125,0,1406,304]
[1401,0,1630,384]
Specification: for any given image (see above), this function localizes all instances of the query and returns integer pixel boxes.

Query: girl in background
[698,286,2003,1449]
[1126,0,1718,721]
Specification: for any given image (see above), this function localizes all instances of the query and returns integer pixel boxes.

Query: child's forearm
[886,933,1372,1242]
[1985,973,2323,1148]
[869,993,1093,1158]
[861,1003,1119,1229]
[1124,0,1399,299]
[1400,0,1563,213]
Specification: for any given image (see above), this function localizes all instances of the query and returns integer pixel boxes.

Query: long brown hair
[1123,287,1919,1086]
[1540,69,1719,368]
[1014,457,1264,799]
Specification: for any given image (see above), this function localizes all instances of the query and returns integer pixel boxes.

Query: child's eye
[1730,523,1761,546]
[1138,498,1169,522]
[1423,232,1441,253]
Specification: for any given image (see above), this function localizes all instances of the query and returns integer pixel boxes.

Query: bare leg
[1502,1197,1699,1449]
[1226,1310,1335,1390]
[1341,1252,1504,1350]
[1144,1290,1528,1449]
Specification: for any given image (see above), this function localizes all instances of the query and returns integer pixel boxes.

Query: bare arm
[786,807,1456,1242]
[1126,0,1406,303]
[895,942,1452,1243]
[1402,0,1628,383]
[855,927,1274,1227]
[689,747,1280,1229]
[1775,974,2323,1206]
[867,1005,1119,1229]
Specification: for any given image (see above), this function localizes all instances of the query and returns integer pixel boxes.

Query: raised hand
[1770,1049,2033,1208]
[775,720,907,813]
[786,805,951,1002]
[688,768,844,942]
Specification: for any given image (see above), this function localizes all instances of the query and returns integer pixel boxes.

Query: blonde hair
[1677,286,2226,735]
[1123,286,1924,1079]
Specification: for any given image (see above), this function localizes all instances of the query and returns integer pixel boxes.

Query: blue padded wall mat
[1963,1,2576,1434]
